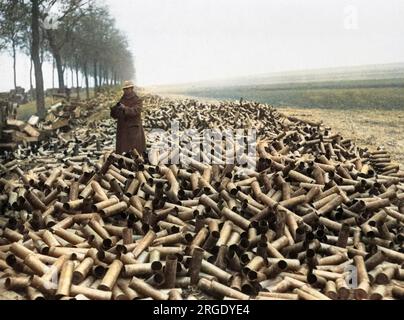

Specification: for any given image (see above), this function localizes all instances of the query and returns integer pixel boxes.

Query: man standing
[110,81,146,155]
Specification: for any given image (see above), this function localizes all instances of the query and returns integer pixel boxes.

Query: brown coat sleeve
[121,96,143,120]
[110,105,122,119]
[122,103,142,118]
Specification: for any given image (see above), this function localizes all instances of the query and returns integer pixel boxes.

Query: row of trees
[0,0,135,119]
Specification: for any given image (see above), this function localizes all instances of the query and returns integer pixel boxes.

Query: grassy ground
[162,78,404,110]
[16,87,124,121]
[17,97,63,121]
[278,107,404,167]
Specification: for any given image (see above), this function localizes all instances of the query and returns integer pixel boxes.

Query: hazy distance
[1,0,404,91]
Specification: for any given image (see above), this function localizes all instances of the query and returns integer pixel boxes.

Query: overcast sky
[0,0,403,91]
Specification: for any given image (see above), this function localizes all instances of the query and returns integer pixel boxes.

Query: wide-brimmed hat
[122,80,135,89]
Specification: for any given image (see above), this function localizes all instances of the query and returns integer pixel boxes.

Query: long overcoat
[110,92,146,155]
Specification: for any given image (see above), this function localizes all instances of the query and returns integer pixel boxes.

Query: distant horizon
[1,60,403,92]
[147,61,404,88]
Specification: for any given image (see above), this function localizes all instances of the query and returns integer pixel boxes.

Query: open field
[279,107,404,167]
[16,97,63,121]
[16,87,121,121]
[156,78,404,110]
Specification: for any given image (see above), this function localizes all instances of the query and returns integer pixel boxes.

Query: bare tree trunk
[99,66,102,87]
[12,41,17,89]
[100,66,104,87]
[84,62,90,100]
[101,65,104,86]
[55,51,65,92]
[31,0,45,119]
[52,59,55,89]
[93,60,98,95]
[99,66,102,88]
[47,30,65,93]
[29,58,33,91]
[65,67,69,88]
[71,68,74,91]
[76,64,80,99]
